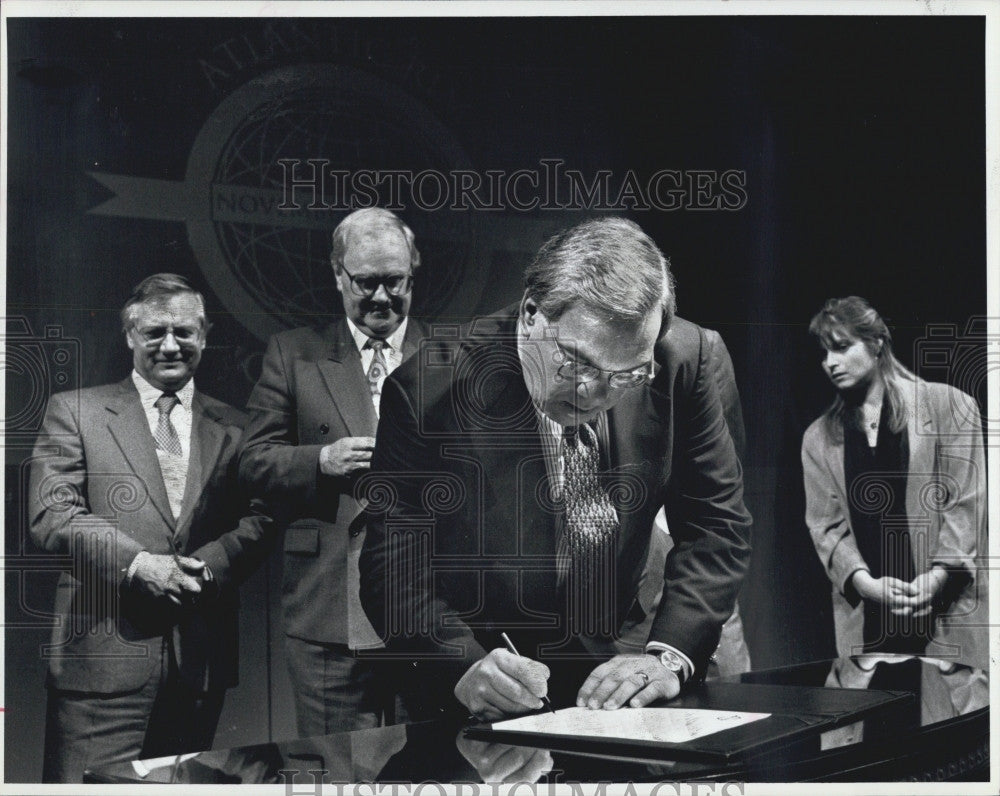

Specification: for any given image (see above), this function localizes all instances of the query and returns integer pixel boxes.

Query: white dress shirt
[131,370,194,520]
[347,317,409,412]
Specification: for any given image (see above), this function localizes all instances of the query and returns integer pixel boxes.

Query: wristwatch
[650,649,688,685]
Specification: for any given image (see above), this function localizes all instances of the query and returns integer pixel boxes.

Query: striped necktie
[153,392,182,456]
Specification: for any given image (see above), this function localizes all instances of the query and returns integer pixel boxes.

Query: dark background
[4,16,987,782]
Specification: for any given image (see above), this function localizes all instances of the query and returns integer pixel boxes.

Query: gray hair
[330,208,421,272]
[524,216,676,330]
[120,273,207,332]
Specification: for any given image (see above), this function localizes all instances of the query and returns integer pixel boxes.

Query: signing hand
[454,649,550,721]
[577,654,680,710]
[319,436,376,477]
[456,734,553,783]
[130,552,204,605]
[852,571,918,616]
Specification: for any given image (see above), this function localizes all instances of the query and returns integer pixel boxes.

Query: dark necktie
[366,339,389,413]
[153,392,182,456]
[561,423,619,635]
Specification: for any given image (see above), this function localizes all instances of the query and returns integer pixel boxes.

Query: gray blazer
[29,379,276,693]
[802,376,987,668]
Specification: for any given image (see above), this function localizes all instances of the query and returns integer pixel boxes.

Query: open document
[492,707,770,744]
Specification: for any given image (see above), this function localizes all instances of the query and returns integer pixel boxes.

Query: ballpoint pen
[500,632,555,713]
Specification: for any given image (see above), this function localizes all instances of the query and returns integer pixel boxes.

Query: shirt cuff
[644,642,694,683]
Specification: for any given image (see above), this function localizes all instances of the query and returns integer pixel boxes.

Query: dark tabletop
[85,655,989,784]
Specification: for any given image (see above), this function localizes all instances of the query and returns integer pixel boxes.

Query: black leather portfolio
[465,682,913,763]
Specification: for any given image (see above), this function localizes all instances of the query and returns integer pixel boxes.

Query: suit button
[319,423,330,434]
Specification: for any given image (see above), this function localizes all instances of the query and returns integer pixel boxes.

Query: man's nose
[370,283,391,302]
[576,377,610,405]
[160,331,181,354]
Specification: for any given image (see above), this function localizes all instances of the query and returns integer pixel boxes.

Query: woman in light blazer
[802,297,987,666]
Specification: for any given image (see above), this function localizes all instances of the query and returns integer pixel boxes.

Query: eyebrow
[557,339,651,372]
[135,322,202,333]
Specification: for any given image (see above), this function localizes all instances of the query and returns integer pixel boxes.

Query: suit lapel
[460,328,555,560]
[106,380,175,530]
[174,393,226,544]
[400,317,425,362]
[905,380,935,523]
[606,389,663,559]
[825,431,847,500]
[317,320,379,437]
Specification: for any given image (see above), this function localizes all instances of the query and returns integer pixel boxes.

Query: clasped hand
[853,568,947,619]
[130,552,208,606]
[454,650,680,720]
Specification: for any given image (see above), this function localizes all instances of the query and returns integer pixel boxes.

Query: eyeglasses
[553,342,653,389]
[339,263,413,298]
[130,324,203,348]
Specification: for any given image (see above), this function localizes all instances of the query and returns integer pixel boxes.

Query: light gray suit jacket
[802,377,987,668]
[29,378,276,694]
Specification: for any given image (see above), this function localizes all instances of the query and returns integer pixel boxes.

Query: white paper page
[131,752,201,778]
[493,707,770,744]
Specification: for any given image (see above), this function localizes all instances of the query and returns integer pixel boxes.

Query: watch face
[660,651,683,672]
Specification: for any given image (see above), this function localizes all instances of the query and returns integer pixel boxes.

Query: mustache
[361,295,405,313]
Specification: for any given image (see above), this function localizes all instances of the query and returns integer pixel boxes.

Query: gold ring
[637,671,650,686]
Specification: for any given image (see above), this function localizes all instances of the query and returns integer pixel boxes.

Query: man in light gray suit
[29,273,276,782]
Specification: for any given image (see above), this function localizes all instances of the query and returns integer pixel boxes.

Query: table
[84,655,989,784]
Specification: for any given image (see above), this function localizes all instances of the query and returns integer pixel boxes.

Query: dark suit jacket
[359,307,752,708]
[28,378,276,694]
[238,317,429,646]
[633,327,751,636]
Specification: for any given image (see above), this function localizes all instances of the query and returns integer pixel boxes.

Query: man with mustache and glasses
[239,208,429,735]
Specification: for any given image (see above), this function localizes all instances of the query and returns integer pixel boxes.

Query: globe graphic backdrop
[185,65,483,340]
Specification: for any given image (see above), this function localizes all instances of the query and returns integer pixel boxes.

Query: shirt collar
[346,316,409,354]
[131,370,195,409]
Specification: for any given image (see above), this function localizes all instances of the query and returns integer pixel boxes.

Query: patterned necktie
[153,392,183,456]
[366,338,389,413]
[561,423,619,635]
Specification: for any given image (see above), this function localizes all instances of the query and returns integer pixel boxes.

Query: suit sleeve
[28,392,146,587]
[651,331,753,674]
[930,386,985,578]
[191,429,280,592]
[239,333,349,506]
[359,374,488,695]
[801,425,868,603]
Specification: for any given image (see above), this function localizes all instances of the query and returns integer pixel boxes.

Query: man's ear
[332,261,344,294]
[521,293,539,327]
[125,330,135,351]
